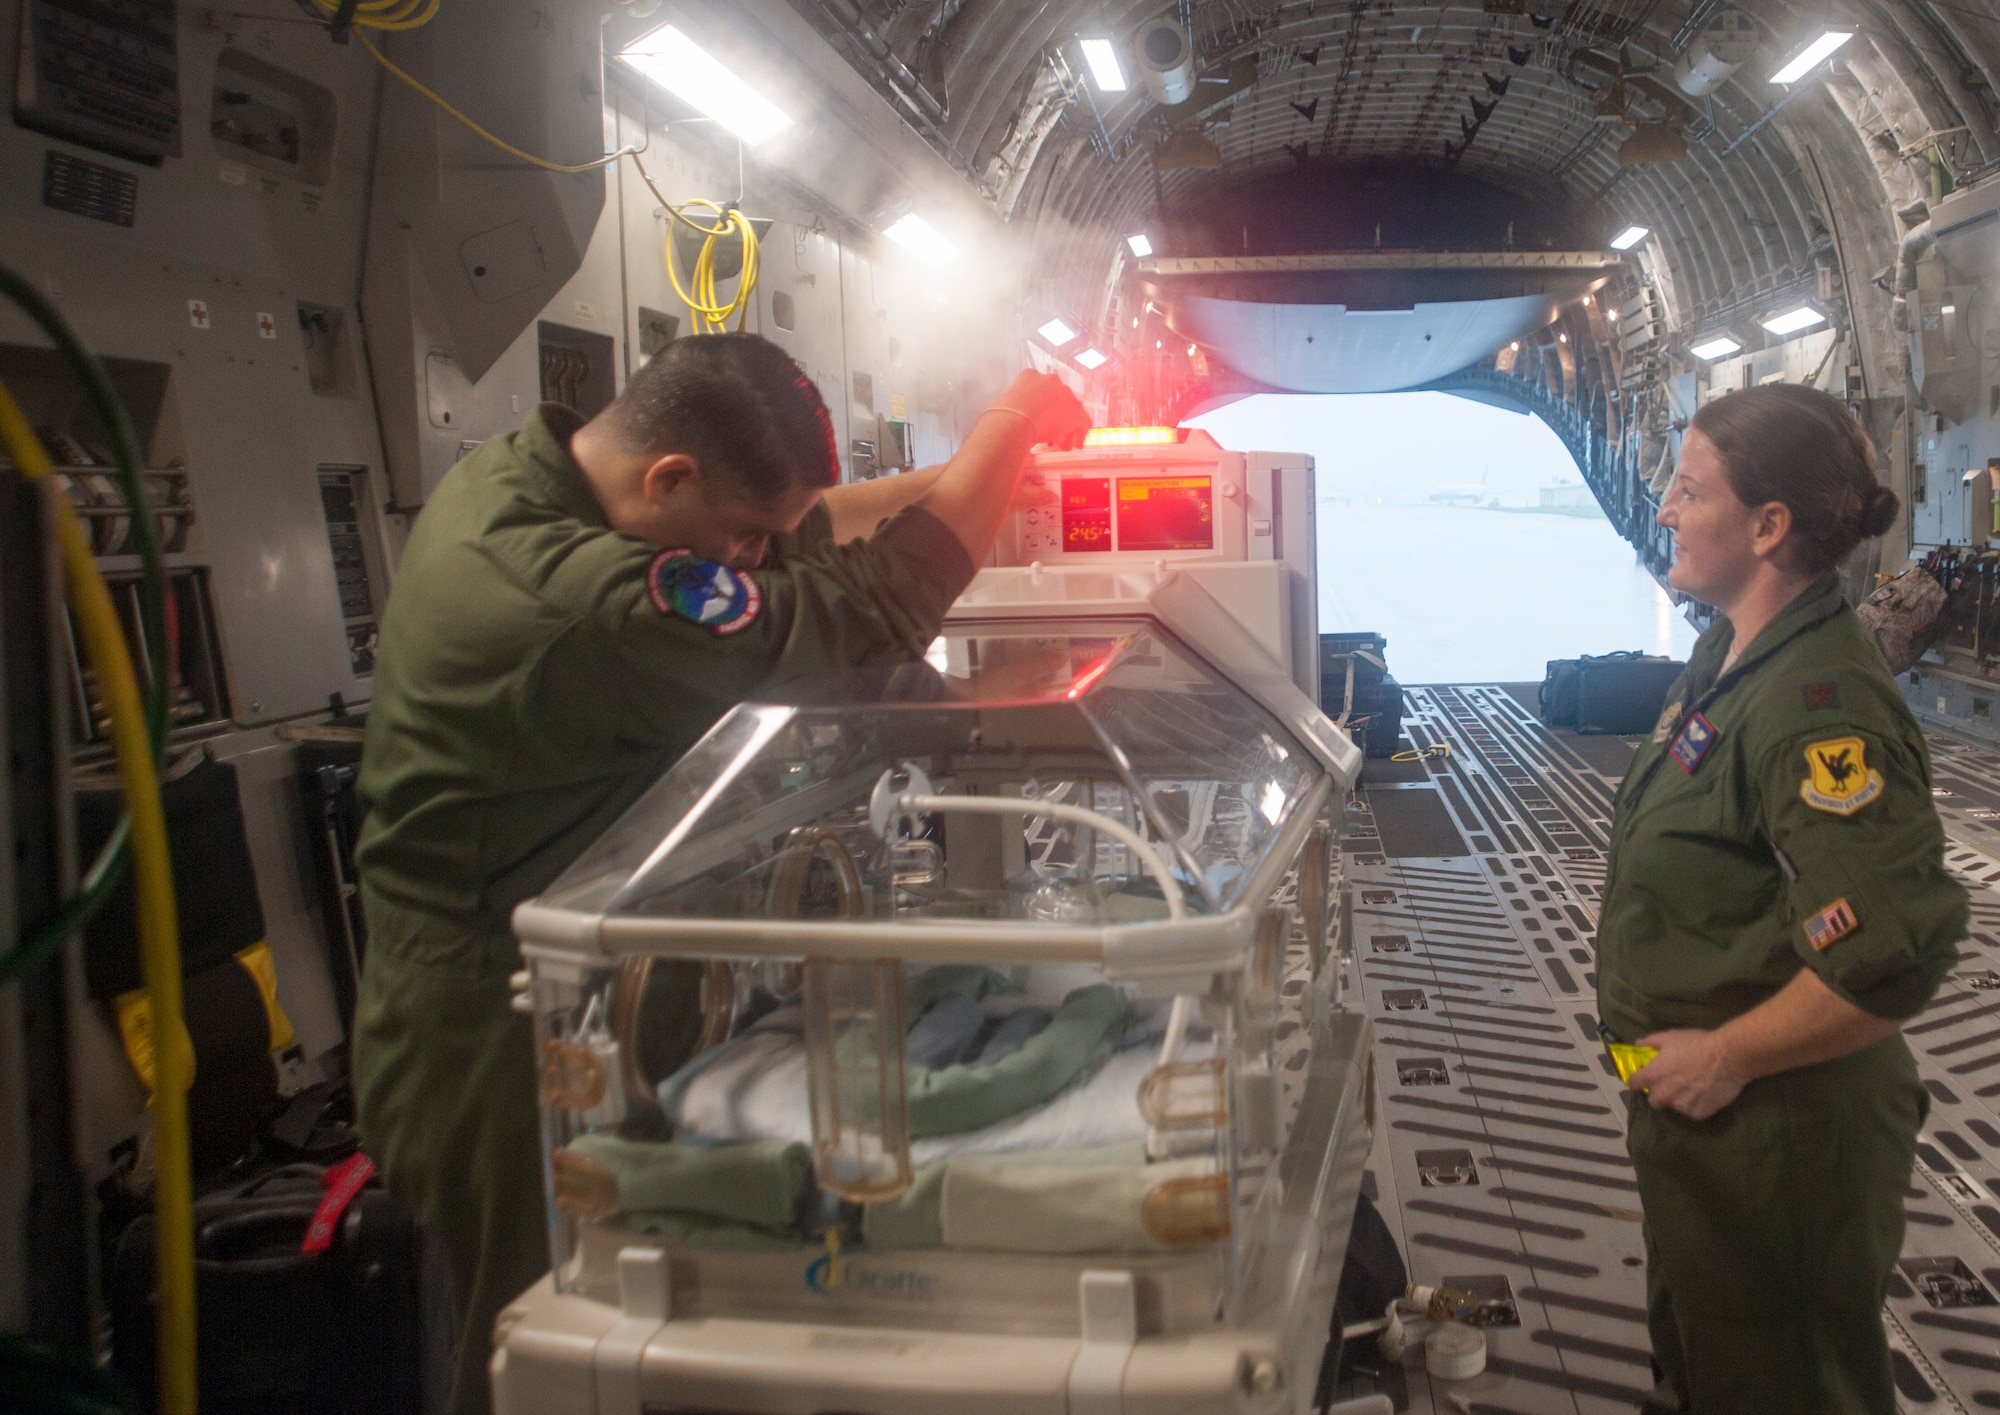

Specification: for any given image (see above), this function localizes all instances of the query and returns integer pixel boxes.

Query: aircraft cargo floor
[1345,684,2000,1415]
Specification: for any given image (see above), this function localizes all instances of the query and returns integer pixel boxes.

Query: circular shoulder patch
[646,548,762,635]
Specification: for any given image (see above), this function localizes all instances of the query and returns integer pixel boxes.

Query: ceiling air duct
[1618,123,1688,164]
[1136,20,1195,106]
[1673,7,1759,96]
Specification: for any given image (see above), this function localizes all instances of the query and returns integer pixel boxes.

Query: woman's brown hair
[1688,383,1898,576]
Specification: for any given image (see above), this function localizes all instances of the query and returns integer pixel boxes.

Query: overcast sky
[1190,391,1585,507]
[1186,393,1697,680]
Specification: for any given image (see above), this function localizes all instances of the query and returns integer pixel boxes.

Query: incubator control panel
[1000,428,1285,567]
[972,426,1320,700]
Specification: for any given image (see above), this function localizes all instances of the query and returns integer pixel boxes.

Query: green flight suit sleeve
[600,504,975,740]
[1756,719,1966,1019]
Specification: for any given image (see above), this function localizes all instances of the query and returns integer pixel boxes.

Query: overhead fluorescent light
[1079,38,1126,91]
[1037,318,1079,346]
[1126,233,1153,257]
[1771,29,1853,84]
[1761,305,1827,335]
[1075,347,1108,369]
[1610,224,1650,250]
[1691,335,1742,360]
[883,213,959,266]
[618,25,793,145]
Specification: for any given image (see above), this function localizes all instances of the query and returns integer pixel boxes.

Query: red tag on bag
[301,1152,376,1254]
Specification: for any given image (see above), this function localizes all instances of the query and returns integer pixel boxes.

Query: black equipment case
[1540,652,1684,735]
[1319,632,1403,757]
[109,1162,424,1415]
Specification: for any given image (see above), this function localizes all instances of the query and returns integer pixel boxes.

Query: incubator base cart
[493,429,1374,1415]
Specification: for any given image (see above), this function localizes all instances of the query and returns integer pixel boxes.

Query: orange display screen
[1117,476,1213,551]
[1061,477,1112,552]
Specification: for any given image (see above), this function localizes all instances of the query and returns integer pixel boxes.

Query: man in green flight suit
[1597,384,1965,1412]
[350,332,1089,1415]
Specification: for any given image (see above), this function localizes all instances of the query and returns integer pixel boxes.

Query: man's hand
[1628,1028,1748,1120]
[986,371,1092,450]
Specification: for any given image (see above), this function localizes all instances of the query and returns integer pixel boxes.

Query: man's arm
[912,372,1091,560]
[1629,968,1898,1120]
[822,465,945,542]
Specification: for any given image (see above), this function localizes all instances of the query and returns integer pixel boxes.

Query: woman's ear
[1749,499,1794,561]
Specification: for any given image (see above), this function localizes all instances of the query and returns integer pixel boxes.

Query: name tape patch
[1804,897,1859,951]
[1670,711,1718,774]
[647,548,761,635]
[1800,736,1883,816]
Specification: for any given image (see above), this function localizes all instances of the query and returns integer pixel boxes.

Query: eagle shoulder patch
[1651,699,1685,745]
[646,548,761,635]
[1799,736,1884,816]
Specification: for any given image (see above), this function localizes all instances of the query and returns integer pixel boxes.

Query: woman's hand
[1628,1029,1748,1120]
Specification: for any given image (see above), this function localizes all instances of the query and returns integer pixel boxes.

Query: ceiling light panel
[1610,225,1650,251]
[1690,336,1742,359]
[883,213,959,266]
[1771,30,1853,84]
[1079,38,1127,91]
[618,25,793,145]
[1760,306,1827,335]
[1075,347,1107,369]
[1038,318,1079,346]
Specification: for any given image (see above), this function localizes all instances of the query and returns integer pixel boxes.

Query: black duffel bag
[1541,652,1684,735]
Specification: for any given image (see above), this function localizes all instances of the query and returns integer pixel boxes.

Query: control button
[1251,519,1272,536]
[1221,482,1241,500]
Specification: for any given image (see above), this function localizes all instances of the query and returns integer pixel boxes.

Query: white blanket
[667,1018,1215,1165]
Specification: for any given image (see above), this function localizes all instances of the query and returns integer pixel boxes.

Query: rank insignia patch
[1804,897,1859,951]
[1804,681,1841,711]
[1669,712,1717,774]
[1652,699,1685,745]
[647,549,761,635]
[1800,736,1884,816]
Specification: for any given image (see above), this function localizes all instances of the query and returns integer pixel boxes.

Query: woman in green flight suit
[1597,383,1967,1414]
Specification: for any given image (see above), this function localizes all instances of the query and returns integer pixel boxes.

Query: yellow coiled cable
[304,0,440,32]
[630,155,762,333]
[668,201,761,334]
[338,6,756,324]
[0,380,194,1415]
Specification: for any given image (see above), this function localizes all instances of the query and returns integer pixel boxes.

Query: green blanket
[566,1133,811,1230]
[907,983,1131,1137]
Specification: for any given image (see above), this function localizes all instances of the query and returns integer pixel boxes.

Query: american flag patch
[1804,897,1858,952]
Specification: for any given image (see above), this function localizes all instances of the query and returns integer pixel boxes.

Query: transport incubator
[495,430,1372,1415]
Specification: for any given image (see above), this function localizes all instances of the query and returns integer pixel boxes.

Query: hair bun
[1860,484,1899,538]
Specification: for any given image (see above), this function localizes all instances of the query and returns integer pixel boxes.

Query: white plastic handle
[894,791,1186,921]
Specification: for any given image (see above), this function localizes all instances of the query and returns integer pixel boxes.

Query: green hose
[0,260,168,979]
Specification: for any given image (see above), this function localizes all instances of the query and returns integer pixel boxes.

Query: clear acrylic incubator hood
[497,564,1376,1415]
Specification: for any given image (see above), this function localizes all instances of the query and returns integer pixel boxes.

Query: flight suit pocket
[1628,1085,1813,1325]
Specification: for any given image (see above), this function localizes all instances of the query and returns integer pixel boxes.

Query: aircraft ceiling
[802,0,1999,393]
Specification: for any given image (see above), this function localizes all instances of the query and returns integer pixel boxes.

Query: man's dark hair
[599,332,840,504]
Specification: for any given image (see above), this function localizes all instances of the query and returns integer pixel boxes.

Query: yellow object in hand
[1606,1040,1659,1086]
